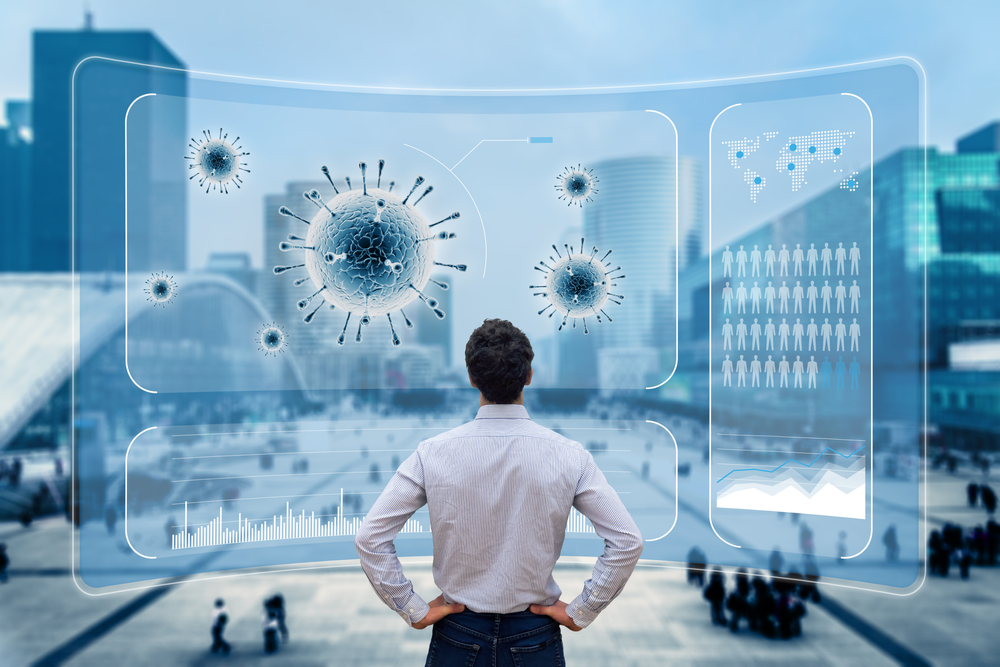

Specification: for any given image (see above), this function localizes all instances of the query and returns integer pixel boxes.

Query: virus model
[186,128,249,194]
[273,159,465,346]
[531,238,624,334]
[555,164,598,206]
[257,322,287,356]
[145,272,177,306]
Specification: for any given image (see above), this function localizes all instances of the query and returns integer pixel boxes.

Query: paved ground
[1,466,998,666]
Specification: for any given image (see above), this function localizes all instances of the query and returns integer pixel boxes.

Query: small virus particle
[145,272,177,306]
[555,164,598,206]
[273,159,466,346]
[186,128,250,194]
[530,237,625,334]
[257,322,287,356]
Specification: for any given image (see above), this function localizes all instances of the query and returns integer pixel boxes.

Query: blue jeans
[425,609,564,667]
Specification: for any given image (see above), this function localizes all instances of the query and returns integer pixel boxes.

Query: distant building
[0,101,32,271]
[206,252,257,295]
[31,25,187,272]
[417,273,452,369]
[956,122,1000,153]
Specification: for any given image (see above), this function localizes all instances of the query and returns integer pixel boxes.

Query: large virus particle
[186,128,249,194]
[531,238,624,334]
[555,164,598,206]
[273,160,465,346]
[145,272,177,306]
[257,322,287,356]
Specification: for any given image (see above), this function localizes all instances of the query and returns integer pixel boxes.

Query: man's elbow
[624,528,644,563]
[354,524,376,557]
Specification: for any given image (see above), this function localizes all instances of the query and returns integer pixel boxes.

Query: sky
[1,0,999,152]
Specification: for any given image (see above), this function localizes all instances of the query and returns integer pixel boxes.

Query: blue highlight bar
[529,136,553,144]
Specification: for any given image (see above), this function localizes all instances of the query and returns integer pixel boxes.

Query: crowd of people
[690,547,819,640]
[209,593,289,657]
[927,482,1000,579]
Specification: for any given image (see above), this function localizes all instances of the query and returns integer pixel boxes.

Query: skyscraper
[32,25,187,272]
[0,101,32,271]
[582,155,677,388]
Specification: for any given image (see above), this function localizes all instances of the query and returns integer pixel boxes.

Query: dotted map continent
[776,130,855,192]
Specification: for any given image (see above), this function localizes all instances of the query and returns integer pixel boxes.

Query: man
[356,319,643,665]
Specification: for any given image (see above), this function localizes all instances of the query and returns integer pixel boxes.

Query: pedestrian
[967,482,980,507]
[981,485,997,513]
[687,546,707,587]
[801,557,822,603]
[769,547,783,576]
[0,543,9,583]
[263,608,279,654]
[265,594,289,643]
[726,568,750,632]
[704,568,727,626]
[883,525,899,562]
[750,574,776,638]
[775,572,807,639]
[211,598,231,655]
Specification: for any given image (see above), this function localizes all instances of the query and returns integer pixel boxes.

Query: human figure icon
[807,280,818,313]
[722,354,733,386]
[793,355,804,388]
[836,356,847,389]
[751,245,762,276]
[779,318,790,350]
[821,355,832,388]
[722,282,733,313]
[807,355,819,388]
[736,282,748,313]
[807,243,819,275]
[793,243,804,276]
[850,317,861,351]
[807,318,818,350]
[778,244,790,276]
[821,318,833,351]
[764,318,776,350]
[765,355,776,387]
[736,355,748,387]
[850,242,861,275]
[765,244,776,276]
[821,280,832,313]
[722,245,733,277]
[850,356,861,389]
[750,281,762,313]
[793,280,804,313]
[836,242,847,275]
[765,281,776,313]
[750,355,762,387]
[835,280,847,313]
[850,280,861,313]
[779,355,790,387]
[835,318,847,351]
[792,318,804,351]
[736,318,748,350]
[736,245,748,277]
[751,318,762,350]
[821,242,833,275]
[722,318,733,349]
[779,281,790,313]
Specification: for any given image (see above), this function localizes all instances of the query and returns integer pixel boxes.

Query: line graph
[715,442,867,519]
[716,444,866,483]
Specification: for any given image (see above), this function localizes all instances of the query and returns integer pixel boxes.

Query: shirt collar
[475,404,530,420]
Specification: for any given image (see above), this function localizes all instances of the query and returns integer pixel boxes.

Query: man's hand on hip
[529,600,583,632]
[411,595,465,630]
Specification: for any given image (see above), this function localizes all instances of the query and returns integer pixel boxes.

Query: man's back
[419,406,595,612]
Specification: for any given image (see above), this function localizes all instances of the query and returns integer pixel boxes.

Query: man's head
[465,319,533,404]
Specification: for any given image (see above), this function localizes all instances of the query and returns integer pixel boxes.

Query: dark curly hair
[464,319,534,404]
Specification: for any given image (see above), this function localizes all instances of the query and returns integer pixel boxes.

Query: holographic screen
[72,58,925,594]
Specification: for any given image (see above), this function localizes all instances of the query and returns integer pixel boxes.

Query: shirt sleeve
[566,449,643,629]
[354,449,431,626]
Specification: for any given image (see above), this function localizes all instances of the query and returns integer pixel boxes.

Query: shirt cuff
[567,594,597,629]
[397,592,430,626]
